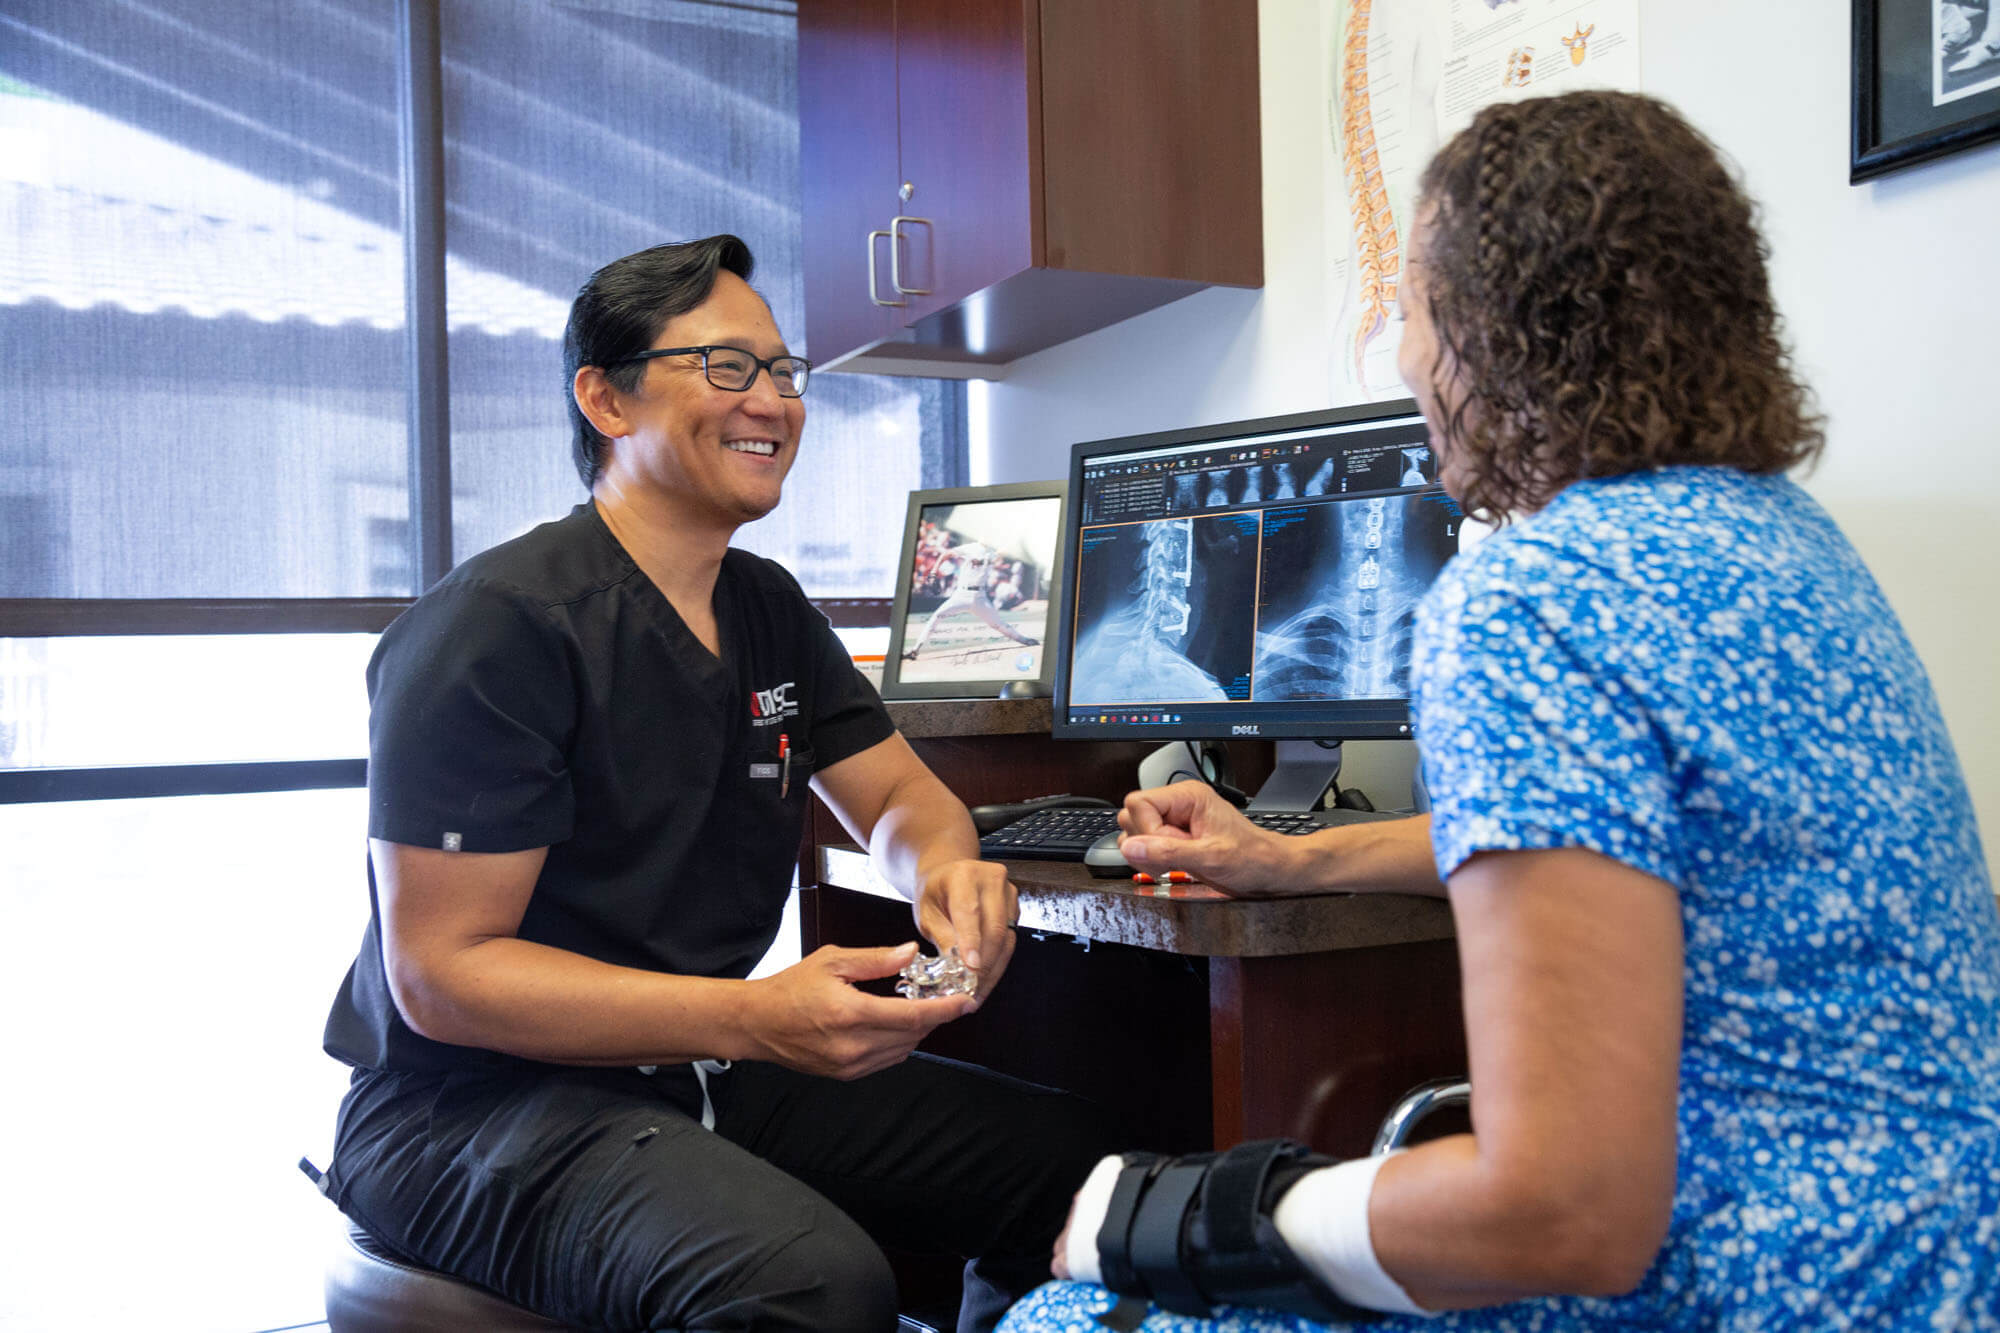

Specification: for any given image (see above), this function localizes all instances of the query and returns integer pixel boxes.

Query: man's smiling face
[599,270,803,528]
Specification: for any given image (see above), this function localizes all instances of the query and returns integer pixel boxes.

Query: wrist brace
[1090,1138,1365,1320]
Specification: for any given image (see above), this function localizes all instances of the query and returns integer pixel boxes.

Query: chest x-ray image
[1254,491,1460,700]
[1068,513,1261,705]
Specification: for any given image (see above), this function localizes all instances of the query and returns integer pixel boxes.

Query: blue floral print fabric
[1001,468,1999,1332]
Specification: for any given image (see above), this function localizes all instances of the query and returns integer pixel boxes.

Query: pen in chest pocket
[779,732,791,799]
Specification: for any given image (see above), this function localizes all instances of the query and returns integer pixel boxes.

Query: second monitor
[1051,400,1467,809]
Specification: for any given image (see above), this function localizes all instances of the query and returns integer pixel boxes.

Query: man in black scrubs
[320,235,1106,1332]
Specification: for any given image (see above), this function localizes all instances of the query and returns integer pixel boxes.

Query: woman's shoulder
[1460,468,1819,594]
[1421,467,1811,655]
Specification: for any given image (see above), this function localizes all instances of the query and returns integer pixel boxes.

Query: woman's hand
[1116,780,1303,897]
[1051,1198,1077,1280]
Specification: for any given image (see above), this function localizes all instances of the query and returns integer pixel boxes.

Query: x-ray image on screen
[1254,492,1460,701]
[1267,459,1336,501]
[1068,512,1261,705]
[1275,459,1338,500]
[1340,441,1436,493]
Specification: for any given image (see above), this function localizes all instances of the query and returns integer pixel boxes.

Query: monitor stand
[1243,739,1344,815]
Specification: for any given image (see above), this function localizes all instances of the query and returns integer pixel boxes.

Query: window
[0,7,408,600]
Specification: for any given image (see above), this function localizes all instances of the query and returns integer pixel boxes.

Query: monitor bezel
[1050,398,1434,743]
[879,479,1069,701]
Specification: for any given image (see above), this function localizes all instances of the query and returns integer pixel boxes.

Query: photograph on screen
[1067,512,1260,705]
[892,494,1061,687]
[1253,491,1462,701]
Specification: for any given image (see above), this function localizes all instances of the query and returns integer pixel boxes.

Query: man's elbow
[385,953,470,1046]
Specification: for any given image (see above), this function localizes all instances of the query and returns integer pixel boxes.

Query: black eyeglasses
[610,345,811,398]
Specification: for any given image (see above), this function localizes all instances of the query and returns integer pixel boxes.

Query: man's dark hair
[1414,91,1824,523]
[563,234,756,489]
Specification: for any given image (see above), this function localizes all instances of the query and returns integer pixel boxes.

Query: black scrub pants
[327,1054,1112,1333]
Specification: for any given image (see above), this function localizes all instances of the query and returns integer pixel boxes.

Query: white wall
[979,0,2000,880]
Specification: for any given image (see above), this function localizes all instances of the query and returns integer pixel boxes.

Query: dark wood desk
[801,698,1467,1160]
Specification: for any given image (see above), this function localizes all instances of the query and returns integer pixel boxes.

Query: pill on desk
[1131,873,1157,885]
[1164,871,1195,884]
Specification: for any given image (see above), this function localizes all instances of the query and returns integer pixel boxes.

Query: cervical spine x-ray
[1068,513,1260,705]
[1255,493,1457,700]
[1068,492,1458,707]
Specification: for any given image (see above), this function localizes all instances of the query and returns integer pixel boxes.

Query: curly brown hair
[1413,91,1823,523]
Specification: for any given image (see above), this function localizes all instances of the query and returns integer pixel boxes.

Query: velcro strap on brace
[1093,1139,1363,1321]
[1129,1158,1214,1314]
[1185,1139,1353,1319]
[1096,1152,1165,1294]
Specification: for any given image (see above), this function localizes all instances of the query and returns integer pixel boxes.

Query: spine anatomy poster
[1323,0,1642,400]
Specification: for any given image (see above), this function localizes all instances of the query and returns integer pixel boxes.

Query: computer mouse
[1333,785,1376,812]
[1082,830,1132,878]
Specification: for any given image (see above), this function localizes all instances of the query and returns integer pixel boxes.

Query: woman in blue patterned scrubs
[1002,92,2000,1332]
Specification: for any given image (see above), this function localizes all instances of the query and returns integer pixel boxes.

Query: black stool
[325,1220,572,1331]
[326,1218,945,1331]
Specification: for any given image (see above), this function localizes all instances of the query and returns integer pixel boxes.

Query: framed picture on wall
[880,482,1067,700]
[1852,0,2000,181]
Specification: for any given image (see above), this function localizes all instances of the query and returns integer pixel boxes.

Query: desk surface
[817,844,1454,958]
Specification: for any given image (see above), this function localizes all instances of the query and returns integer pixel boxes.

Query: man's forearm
[864,768,982,901]
[392,936,761,1066]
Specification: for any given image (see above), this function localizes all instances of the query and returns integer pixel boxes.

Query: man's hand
[748,942,975,1080]
[813,736,1023,1002]
[1117,780,1303,897]
[913,857,1019,1004]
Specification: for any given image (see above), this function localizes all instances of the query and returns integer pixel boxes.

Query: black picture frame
[1853,0,2000,182]
[879,481,1067,700]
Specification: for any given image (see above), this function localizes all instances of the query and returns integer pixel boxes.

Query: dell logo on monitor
[1231,724,1261,735]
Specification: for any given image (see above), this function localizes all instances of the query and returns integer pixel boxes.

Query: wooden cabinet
[797,0,1262,374]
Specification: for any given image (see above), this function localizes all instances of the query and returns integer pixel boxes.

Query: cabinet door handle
[889,215,934,295]
[867,228,906,307]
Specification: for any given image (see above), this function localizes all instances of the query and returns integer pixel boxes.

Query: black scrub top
[323,502,895,1074]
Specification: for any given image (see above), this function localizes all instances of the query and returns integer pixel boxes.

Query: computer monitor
[1050,400,1467,811]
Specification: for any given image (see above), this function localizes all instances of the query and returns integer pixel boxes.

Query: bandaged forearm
[1064,1154,1125,1284]
[1063,1140,1430,1320]
[1271,1153,1430,1316]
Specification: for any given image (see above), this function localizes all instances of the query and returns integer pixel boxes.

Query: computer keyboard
[978,806,1121,859]
[978,805,1358,861]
